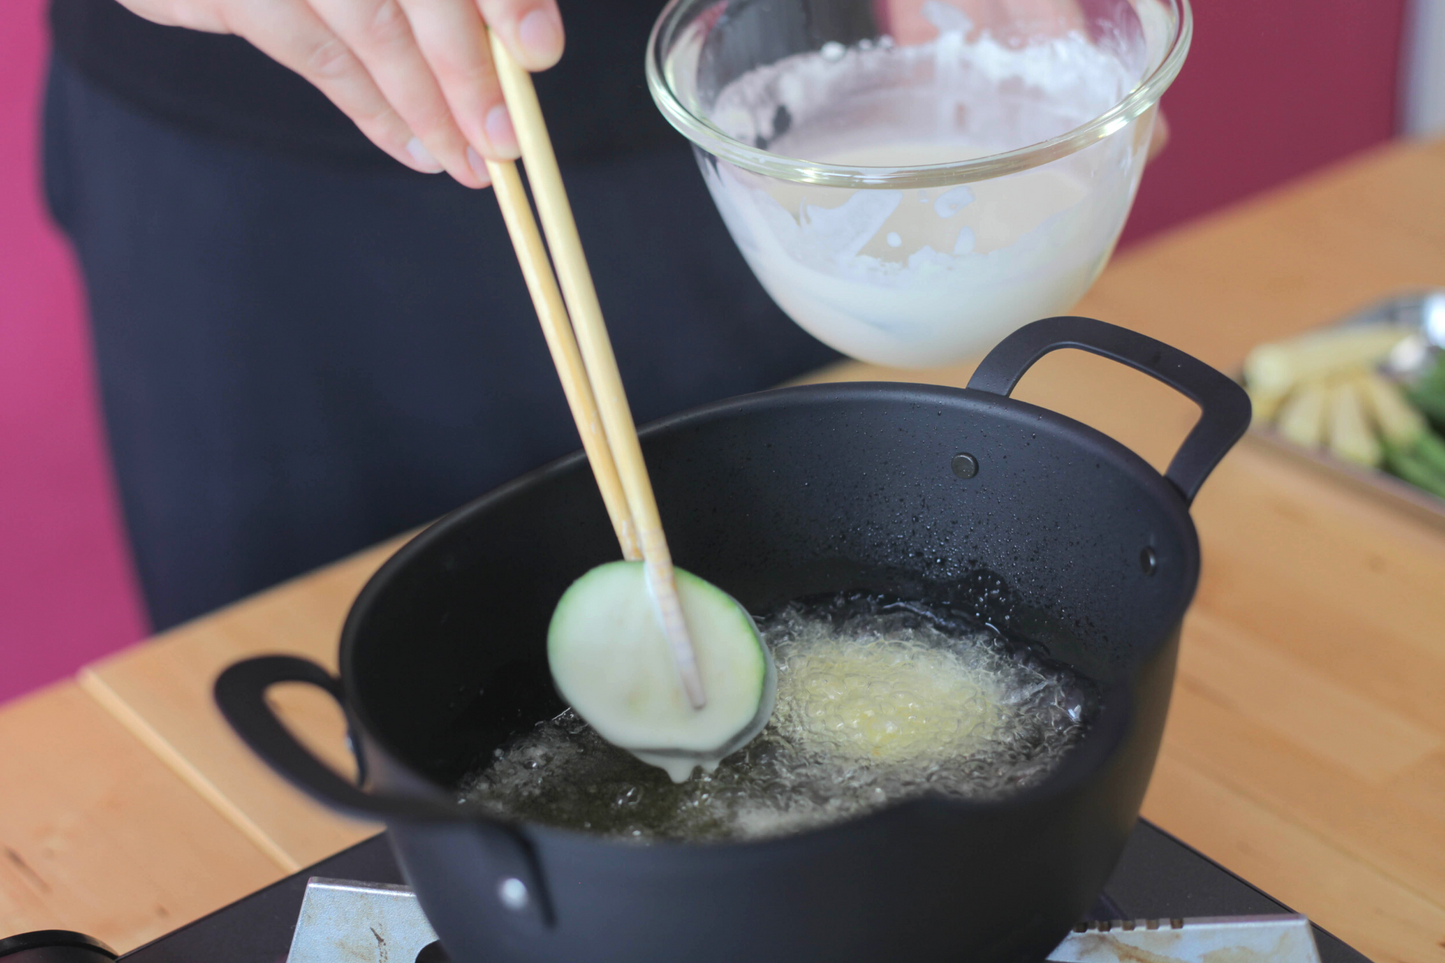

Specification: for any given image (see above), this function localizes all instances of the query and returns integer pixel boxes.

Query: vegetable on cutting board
[1358,370,1445,499]
[548,561,777,783]
[1242,325,1445,500]
[1410,350,1445,425]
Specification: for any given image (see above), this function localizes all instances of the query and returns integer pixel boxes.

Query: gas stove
[7,821,1368,963]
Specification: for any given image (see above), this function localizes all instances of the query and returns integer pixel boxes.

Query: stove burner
[282,878,1322,963]
[0,822,1364,963]
[287,880,442,963]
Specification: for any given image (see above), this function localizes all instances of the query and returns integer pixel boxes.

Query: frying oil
[458,595,1095,842]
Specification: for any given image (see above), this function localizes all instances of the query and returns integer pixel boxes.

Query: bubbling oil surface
[458,596,1096,842]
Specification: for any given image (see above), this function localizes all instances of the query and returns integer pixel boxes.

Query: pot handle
[215,655,463,822]
[216,655,557,929]
[968,316,1251,505]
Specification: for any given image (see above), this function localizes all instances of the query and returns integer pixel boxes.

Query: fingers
[875,0,1084,44]
[395,0,517,165]
[999,0,1085,36]
[477,0,565,71]
[305,0,491,186]
[395,0,563,168]
[1145,110,1171,164]
[227,0,446,176]
[221,0,563,185]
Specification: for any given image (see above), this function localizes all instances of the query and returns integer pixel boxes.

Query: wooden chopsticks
[482,33,707,710]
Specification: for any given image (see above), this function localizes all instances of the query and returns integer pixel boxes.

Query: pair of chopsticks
[483,33,706,709]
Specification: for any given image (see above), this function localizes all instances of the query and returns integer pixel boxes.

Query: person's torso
[50,0,681,169]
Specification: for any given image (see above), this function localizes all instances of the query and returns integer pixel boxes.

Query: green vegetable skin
[1409,354,1445,427]
[548,561,776,783]
[1244,323,1445,502]
[1357,370,1445,497]
[1385,442,1445,498]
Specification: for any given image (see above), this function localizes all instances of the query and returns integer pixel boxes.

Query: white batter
[693,2,1158,367]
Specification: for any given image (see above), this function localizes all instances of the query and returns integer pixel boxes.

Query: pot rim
[339,381,1200,845]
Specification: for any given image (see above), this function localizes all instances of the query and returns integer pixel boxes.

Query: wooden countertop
[4,136,1444,961]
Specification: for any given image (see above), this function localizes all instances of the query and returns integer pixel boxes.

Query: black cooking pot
[0,932,116,963]
[217,317,1248,963]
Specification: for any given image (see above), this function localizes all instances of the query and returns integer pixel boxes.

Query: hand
[874,0,1170,162]
[115,0,565,187]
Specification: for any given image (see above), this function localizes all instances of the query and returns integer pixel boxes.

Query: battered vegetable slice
[548,561,776,782]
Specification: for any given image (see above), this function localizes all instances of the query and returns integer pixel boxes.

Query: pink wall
[1124,0,1408,244]
[0,0,148,706]
[0,0,1413,705]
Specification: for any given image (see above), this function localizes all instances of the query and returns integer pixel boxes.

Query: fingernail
[405,137,444,173]
[485,104,519,159]
[466,145,493,186]
[518,8,561,64]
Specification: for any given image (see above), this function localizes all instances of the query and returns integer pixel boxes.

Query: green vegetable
[1384,440,1445,499]
[1356,373,1427,446]
[1246,329,1445,501]
[1355,369,1445,495]
[1408,354,1445,427]
[548,561,775,783]
[1413,429,1445,478]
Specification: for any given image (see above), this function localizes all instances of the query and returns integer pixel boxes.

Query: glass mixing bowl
[647,0,1191,367]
